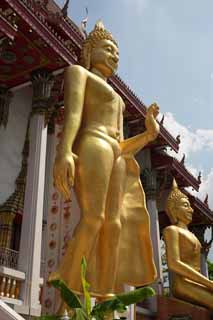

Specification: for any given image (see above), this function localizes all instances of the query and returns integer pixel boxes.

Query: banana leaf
[50,279,83,309]
[36,316,59,320]
[91,287,155,320]
[91,298,126,320]
[81,257,92,317]
[72,308,88,320]
[116,287,155,305]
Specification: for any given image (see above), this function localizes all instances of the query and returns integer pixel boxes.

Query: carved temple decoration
[0,86,13,128]
[0,247,19,270]
[0,214,15,249]
[198,171,202,184]
[0,37,13,56]
[31,69,55,124]
[204,194,209,207]
[190,225,213,257]
[0,119,30,257]
[141,168,158,200]
[0,275,21,299]
[61,0,71,18]
[176,134,181,145]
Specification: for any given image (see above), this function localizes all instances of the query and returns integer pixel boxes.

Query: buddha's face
[175,197,194,225]
[90,39,119,77]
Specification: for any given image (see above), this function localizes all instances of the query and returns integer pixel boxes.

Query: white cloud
[199,169,213,209]
[163,112,213,159]
[161,112,213,210]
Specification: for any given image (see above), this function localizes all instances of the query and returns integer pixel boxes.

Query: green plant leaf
[50,279,83,309]
[36,316,59,320]
[72,308,88,320]
[81,257,91,317]
[91,287,155,320]
[116,286,155,306]
[207,259,213,280]
[91,298,127,320]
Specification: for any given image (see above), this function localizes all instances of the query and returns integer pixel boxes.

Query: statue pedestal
[156,296,212,320]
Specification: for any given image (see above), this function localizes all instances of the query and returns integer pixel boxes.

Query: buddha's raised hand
[145,103,160,141]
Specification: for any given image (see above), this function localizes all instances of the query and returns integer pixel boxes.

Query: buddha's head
[165,179,194,225]
[80,21,119,77]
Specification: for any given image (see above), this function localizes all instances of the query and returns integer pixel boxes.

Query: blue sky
[55,0,213,209]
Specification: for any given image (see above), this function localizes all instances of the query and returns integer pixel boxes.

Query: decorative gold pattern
[0,118,30,251]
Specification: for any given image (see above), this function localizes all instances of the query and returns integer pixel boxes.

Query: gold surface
[50,21,159,297]
[164,179,213,310]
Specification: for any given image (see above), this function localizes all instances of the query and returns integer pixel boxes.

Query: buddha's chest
[85,75,119,105]
[179,231,201,261]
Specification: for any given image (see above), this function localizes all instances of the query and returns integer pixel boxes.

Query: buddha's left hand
[145,103,160,141]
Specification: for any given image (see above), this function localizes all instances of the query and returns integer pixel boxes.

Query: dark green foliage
[207,260,213,280]
[91,298,127,320]
[72,309,88,320]
[116,287,155,305]
[38,316,59,320]
[51,279,83,309]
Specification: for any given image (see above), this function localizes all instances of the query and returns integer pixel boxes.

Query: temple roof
[151,149,201,191]
[0,0,211,225]
[0,0,179,152]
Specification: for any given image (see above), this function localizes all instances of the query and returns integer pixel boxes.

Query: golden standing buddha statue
[50,21,159,297]
[164,179,213,310]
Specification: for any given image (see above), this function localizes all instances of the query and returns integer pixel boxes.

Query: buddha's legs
[173,277,213,310]
[99,155,126,293]
[57,135,115,291]
[138,202,157,283]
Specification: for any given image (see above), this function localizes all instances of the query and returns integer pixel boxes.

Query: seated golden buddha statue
[163,179,213,310]
[50,21,159,298]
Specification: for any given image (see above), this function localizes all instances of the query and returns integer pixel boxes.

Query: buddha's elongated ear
[165,200,178,225]
[170,207,178,225]
[80,42,92,70]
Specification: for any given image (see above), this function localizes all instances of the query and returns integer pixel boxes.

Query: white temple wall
[0,86,32,204]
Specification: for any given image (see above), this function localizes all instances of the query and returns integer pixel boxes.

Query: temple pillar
[140,150,163,312]
[15,70,54,317]
[0,86,13,129]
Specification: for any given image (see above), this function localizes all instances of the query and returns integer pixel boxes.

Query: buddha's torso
[177,228,201,271]
[169,227,202,287]
[79,70,123,140]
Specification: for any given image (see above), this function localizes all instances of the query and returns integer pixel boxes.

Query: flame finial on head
[165,178,188,224]
[85,19,117,47]
[80,20,118,69]
[172,178,178,189]
[95,20,105,31]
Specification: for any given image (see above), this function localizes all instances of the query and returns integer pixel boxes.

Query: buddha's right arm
[120,131,152,156]
[164,227,213,290]
[57,65,87,155]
